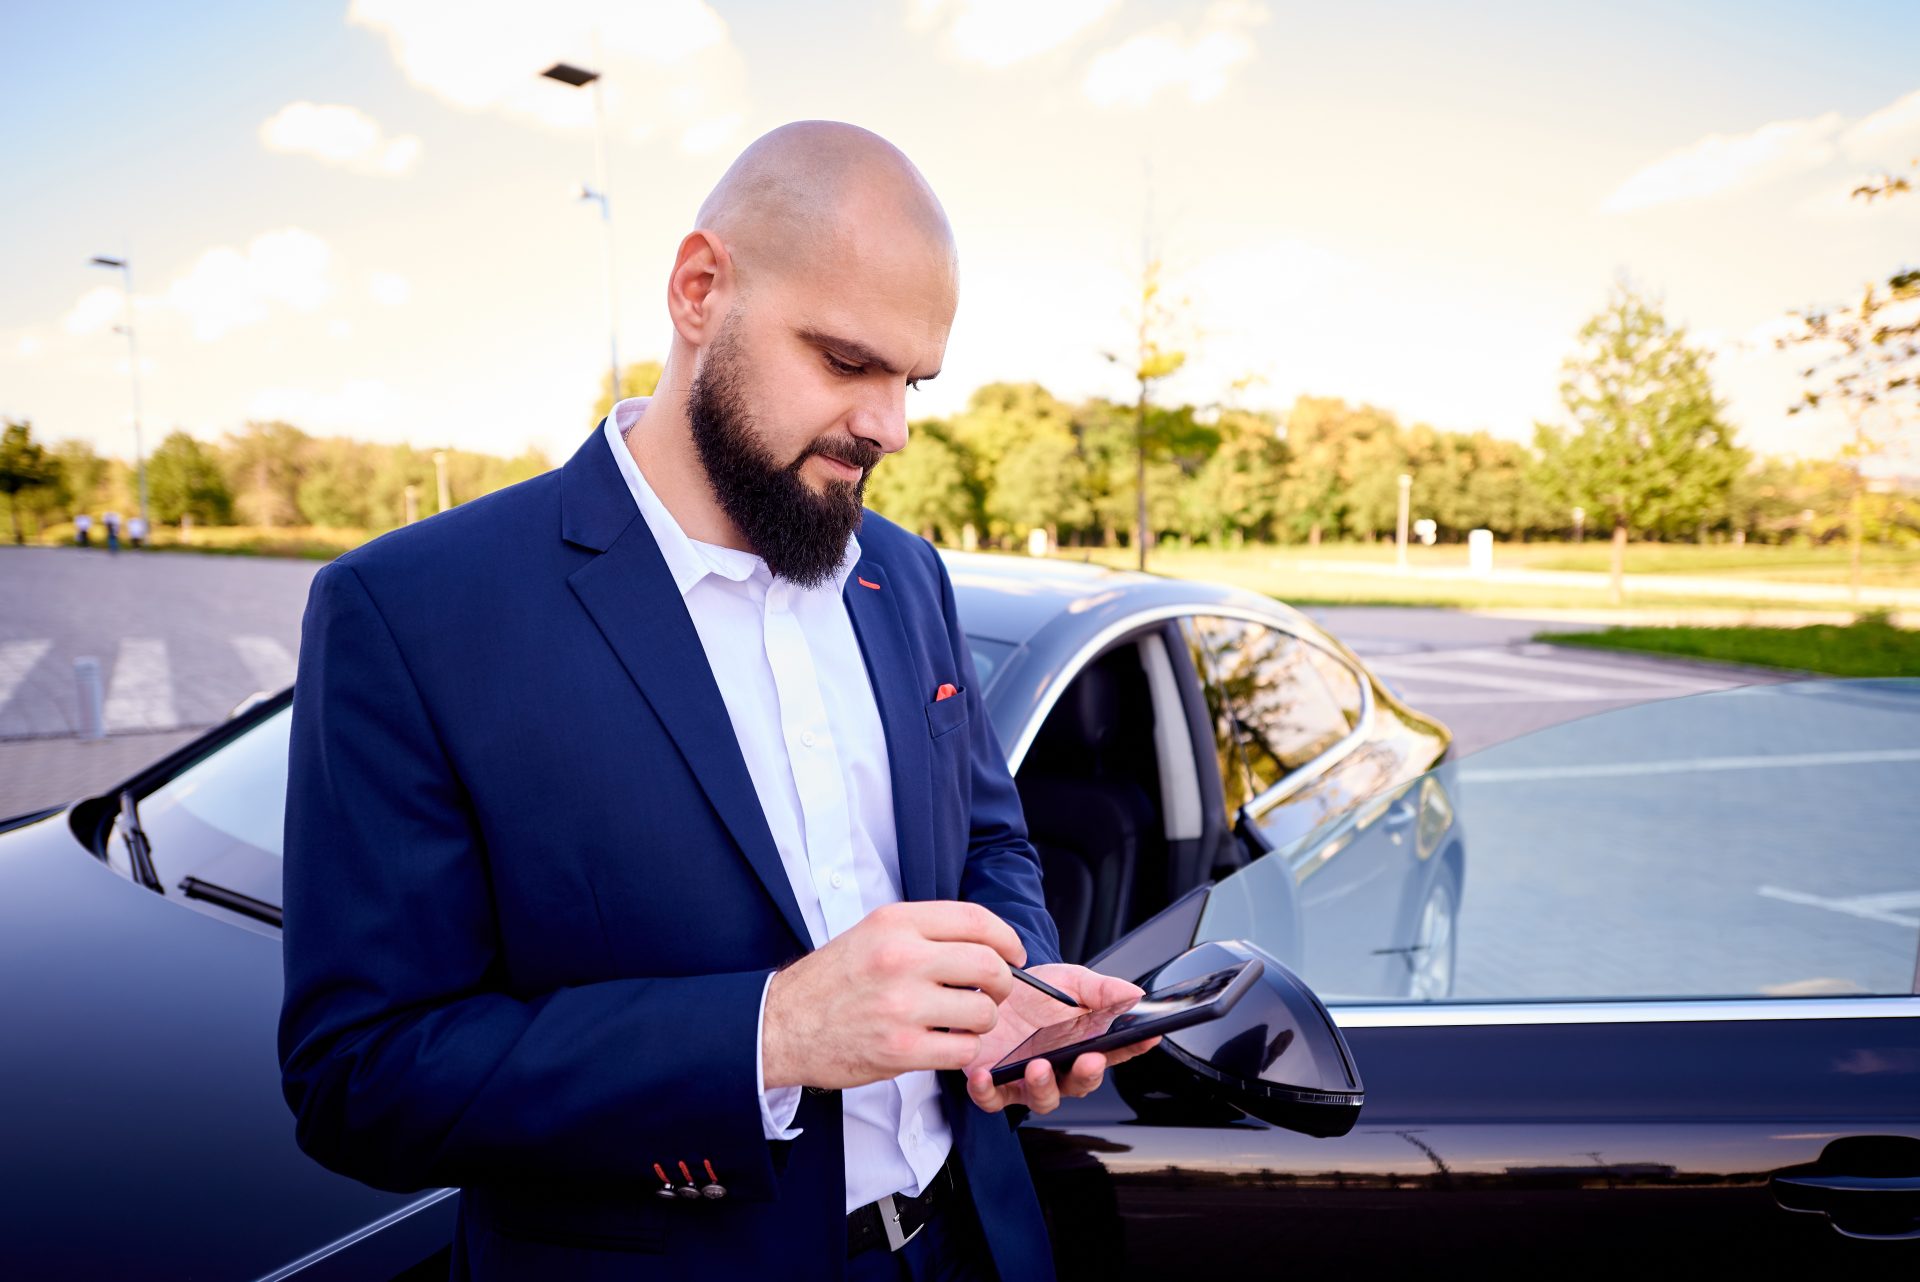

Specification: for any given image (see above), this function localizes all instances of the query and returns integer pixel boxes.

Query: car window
[1194,679,1920,1005]
[1180,617,1253,816]
[1185,616,1356,797]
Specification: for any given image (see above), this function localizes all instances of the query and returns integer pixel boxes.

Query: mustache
[794,436,884,476]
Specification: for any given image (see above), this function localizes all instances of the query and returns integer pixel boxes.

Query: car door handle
[1770,1172,1920,1240]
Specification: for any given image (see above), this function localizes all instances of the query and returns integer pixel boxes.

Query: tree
[52,440,109,515]
[1108,256,1188,569]
[1182,407,1288,544]
[592,359,665,422]
[866,420,978,542]
[1533,283,1740,602]
[147,431,233,525]
[296,437,377,528]
[221,420,309,527]
[1777,162,1918,601]
[948,383,1076,543]
[1273,397,1403,544]
[0,420,59,544]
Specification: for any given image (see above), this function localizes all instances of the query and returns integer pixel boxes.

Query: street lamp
[540,61,622,407]
[1396,473,1413,573]
[88,255,149,528]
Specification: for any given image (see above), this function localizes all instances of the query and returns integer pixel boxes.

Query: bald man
[278,121,1157,1282]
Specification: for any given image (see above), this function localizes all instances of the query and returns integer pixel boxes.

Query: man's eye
[825,354,862,376]
[907,378,923,392]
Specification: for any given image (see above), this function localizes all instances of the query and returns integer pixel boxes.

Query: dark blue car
[2,552,1915,1278]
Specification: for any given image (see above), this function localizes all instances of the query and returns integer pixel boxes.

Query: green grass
[1534,614,1920,677]
[1060,545,1884,615]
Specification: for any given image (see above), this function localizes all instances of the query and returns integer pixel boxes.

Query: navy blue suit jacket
[278,423,1063,1280]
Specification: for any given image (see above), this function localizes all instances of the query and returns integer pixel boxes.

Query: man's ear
[666,229,732,347]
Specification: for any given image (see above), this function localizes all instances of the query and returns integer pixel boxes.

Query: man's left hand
[962,964,1161,1115]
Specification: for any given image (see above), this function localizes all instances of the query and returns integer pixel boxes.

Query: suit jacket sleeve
[277,560,781,1198]
[929,543,1063,970]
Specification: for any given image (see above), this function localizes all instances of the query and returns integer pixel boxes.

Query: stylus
[1010,965,1087,1010]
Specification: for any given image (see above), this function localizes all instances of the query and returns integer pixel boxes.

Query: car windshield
[966,636,1015,691]
[108,706,291,914]
[1194,678,1920,1006]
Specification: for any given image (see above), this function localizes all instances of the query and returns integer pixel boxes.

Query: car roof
[940,548,1294,646]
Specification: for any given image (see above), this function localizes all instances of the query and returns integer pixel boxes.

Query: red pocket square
[934,683,958,702]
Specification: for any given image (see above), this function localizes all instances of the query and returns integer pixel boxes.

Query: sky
[3,0,1916,473]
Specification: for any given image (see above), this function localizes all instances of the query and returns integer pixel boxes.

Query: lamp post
[433,450,450,513]
[541,61,622,407]
[88,255,149,528]
[1396,473,1412,573]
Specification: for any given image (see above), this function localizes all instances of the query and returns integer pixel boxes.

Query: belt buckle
[878,1193,923,1252]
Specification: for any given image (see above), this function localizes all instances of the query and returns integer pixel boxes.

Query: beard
[687,319,881,589]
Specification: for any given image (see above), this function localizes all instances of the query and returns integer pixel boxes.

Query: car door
[1021,679,1920,1280]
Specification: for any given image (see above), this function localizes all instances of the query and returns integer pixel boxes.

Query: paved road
[1446,681,1920,1001]
[1,548,1792,817]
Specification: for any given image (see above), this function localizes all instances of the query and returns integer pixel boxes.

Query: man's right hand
[761,901,1025,1090]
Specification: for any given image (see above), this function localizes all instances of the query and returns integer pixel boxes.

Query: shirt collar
[603,396,862,598]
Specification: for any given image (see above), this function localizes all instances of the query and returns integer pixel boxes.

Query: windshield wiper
[118,790,163,893]
[178,876,283,928]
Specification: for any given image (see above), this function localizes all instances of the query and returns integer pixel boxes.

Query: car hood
[0,811,438,1278]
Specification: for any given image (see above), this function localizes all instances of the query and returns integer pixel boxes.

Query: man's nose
[848,381,910,457]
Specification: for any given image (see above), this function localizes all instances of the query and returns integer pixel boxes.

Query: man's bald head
[694,120,957,293]
[635,121,957,571]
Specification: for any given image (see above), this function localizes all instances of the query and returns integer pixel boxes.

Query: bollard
[75,657,107,740]
[1468,528,1494,577]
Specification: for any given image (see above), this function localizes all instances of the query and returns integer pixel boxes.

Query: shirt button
[830,872,845,889]
[800,730,817,748]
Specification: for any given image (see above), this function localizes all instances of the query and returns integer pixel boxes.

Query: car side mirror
[1127,938,1364,1138]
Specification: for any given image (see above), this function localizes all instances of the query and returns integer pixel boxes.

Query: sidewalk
[0,728,205,821]
[1289,557,1920,611]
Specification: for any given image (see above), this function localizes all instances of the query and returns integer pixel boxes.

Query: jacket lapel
[559,423,812,950]
[843,558,938,906]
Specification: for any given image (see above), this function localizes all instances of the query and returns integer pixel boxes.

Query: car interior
[1013,623,1236,964]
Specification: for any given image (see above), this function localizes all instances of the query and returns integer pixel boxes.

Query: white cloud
[1601,113,1843,213]
[1839,86,1920,164]
[912,0,1117,70]
[165,228,335,341]
[369,272,413,306]
[246,379,410,435]
[1084,1,1267,109]
[63,285,126,336]
[1603,84,1920,215]
[260,102,422,176]
[347,0,749,155]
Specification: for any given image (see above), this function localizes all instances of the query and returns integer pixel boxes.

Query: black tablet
[988,959,1264,1085]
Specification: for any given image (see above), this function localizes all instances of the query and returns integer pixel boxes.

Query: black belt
[846,1156,956,1256]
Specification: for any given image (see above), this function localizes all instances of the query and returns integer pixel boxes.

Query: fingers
[1101,1034,1162,1067]
[920,986,999,1035]
[966,1067,1010,1113]
[926,941,1014,1003]
[1059,1051,1107,1097]
[1022,1057,1062,1113]
[897,901,1026,967]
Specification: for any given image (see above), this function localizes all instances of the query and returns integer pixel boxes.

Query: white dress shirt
[604,399,953,1213]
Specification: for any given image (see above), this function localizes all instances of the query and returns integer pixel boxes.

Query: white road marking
[1368,658,1610,699]
[1757,885,1920,929]
[1403,689,1703,706]
[0,640,54,711]
[1434,647,1716,689]
[1461,747,1920,784]
[232,635,296,693]
[103,637,177,731]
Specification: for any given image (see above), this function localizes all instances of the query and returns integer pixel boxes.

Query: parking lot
[2,548,1793,818]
